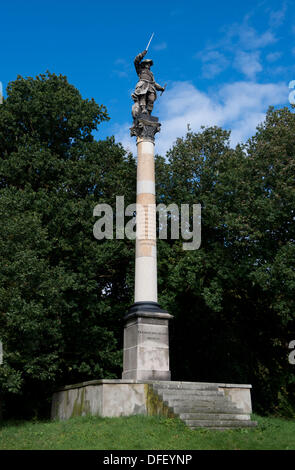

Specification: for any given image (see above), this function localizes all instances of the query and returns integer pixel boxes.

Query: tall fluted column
[122,115,173,381]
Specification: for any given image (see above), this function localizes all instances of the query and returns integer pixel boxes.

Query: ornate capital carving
[130,115,161,142]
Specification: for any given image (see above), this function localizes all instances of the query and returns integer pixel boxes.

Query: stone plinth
[122,309,173,380]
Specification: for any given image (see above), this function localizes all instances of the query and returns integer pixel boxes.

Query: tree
[0,72,136,418]
[155,114,295,416]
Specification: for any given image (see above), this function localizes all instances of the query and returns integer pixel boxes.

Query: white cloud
[115,80,287,156]
[266,52,282,62]
[234,51,262,79]
[153,42,167,51]
[268,4,287,28]
[114,122,137,156]
[225,22,277,50]
[112,58,132,79]
[113,70,128,78]
[239,27,276,50]
[199,50,229,79]
[194,16,278,80]
[114,58,128,66]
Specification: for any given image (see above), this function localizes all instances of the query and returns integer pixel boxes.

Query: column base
[124,301,172,321]
[122,303,173,381]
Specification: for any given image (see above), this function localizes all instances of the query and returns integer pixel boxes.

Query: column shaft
[134,138,157,303]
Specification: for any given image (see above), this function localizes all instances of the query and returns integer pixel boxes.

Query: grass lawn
[0,414,294,450]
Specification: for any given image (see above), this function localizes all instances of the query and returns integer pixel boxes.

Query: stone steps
[187,420,258,429]
[159,390,224,397]
[174,406,247,414]
[164,397,234,405]
[151,382,257,430]
[179,413,250,421]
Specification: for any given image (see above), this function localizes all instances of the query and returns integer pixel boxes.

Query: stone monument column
[122,116,173,381]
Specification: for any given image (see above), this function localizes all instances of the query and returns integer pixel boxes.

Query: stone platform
[51,379,257,429]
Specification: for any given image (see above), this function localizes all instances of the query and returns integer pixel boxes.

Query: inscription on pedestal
[138,325,168,348]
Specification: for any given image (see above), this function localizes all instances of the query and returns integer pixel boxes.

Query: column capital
[130,114,161,143]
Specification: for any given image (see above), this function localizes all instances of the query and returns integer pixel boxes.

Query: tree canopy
[0,72,136,417]
[155,112,295,416]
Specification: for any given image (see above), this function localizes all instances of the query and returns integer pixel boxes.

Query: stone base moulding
[51,379,256,429]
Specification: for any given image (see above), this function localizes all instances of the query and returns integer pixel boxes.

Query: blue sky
[1,0,294,155]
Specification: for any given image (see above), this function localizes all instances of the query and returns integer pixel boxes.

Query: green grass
[0,414,294,450]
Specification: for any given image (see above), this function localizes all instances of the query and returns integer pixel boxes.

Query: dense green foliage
[156,113,295,416]
[0,414,294,450]
[0,72,136,417]
[0,72,294,418]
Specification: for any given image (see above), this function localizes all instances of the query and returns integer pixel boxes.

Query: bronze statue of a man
[132,49,165,118]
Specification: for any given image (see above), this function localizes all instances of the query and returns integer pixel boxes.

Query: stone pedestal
[122,307,173,380]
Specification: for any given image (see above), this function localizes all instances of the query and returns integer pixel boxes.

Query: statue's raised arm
[134,50,147,75]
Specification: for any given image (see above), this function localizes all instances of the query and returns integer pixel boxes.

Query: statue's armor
[132,51,163,110]
[139,69,154,81]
